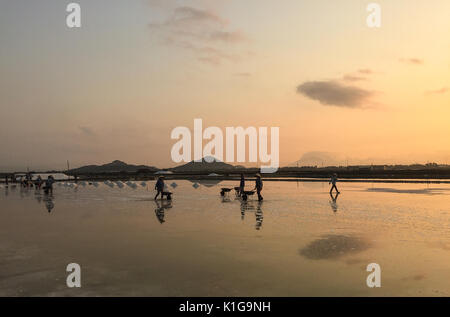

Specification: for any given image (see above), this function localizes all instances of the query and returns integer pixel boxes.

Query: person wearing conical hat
[154,176,165,200]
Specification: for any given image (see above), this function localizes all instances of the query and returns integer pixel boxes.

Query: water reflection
[43,194,55,213]
[188,179,223,188]
[299,234,371,260]
[240,201,264,230]
[154,200,172,224]
[35,191,43,204]
[255,203,263,230]
[366,187,448,195]
[329,192,339,213]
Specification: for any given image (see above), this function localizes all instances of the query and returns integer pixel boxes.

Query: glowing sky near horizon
[0,0,449,171]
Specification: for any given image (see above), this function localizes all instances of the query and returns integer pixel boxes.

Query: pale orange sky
[0,0,449,171]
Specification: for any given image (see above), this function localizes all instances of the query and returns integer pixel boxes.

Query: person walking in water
[239,174,245,197]
[154,176,165,200]
[329,173,340,194]
[254,173,263,201]
[44,175,55,195]
[35,175,42,190]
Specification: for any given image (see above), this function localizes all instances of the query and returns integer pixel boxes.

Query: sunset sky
[0,0,449,171]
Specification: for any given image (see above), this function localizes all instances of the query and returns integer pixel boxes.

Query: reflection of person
[154,176,165,200]
[240,201,252,220]
[254,174,263,201]
[329,173,340,195]
[329,192,339,212]
[154,200,172,224]
[255,201,263,230]
[240,201,264,230]
[239,174,245,196]
[44,195,54,213]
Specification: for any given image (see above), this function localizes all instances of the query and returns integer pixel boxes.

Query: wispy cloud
[296,80,374,108]
[149,6,249,65]
[426,87,449,95]
[233,72,251,77]
[399,58,424,65]
[342,74,367,82]
[341,68,376,82]
[358,68,373,74]
[209,30,247,43]
[78,126,95,137]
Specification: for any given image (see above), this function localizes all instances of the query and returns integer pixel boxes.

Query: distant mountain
[171,156,238,172]
[68,160,159,174]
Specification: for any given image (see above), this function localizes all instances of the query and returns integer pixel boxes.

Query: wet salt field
[1,180,449,296]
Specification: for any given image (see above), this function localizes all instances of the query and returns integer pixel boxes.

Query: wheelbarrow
[162,191,173,201]
[241,190,256,201]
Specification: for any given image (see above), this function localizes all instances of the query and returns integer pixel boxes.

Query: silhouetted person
[5,175,8,187]
[239,174,245,196]
[154,176,165,200]
[35,175,42,190]
[20,176,25,188]
[26,173,33,188]
[254,173,263,201]
[329,173,340,194]
[44,175,55,195]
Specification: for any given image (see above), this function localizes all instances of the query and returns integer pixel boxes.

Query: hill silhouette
[171,156,237,172]
[68,160,159,174]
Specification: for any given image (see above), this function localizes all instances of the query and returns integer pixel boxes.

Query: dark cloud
[296,80,373,108]
[399,58,424,65]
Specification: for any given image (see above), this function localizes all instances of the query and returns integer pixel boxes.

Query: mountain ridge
[68,160,159,174]
[170,156,239,172]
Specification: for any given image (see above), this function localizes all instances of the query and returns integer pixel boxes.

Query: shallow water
[1,180,449,296]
